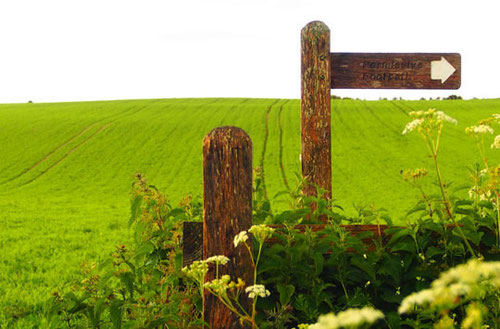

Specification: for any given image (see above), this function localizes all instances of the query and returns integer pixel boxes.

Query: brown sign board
[331,53,461,89]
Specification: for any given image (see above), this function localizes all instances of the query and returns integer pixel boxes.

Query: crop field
[1,97,500,325]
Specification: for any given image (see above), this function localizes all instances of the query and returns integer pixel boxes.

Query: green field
[1,97,500,325]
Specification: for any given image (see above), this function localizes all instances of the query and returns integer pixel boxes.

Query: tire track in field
[259,99,282,199]
[0,123,99,186]
[277,100,291,191]
[360,101,402,135]
[388,101,412,116]
[15,101,159,187]
[1,101,157,187]
[18,123,110,187]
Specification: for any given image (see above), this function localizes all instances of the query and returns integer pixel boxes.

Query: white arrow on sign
[431,57,456,84]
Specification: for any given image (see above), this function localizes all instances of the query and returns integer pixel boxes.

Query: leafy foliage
[44,173,204,328]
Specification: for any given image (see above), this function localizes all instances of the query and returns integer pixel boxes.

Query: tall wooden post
[203,126,253,329]
[301,21,332,205]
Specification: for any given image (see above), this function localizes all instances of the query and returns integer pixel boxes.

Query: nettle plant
[44,109,500,329]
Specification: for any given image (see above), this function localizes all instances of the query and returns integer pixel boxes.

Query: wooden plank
[182,221,203,268]
[331,53,461,89]
[183,223,391,266]
[301,21,332,218]
[202,126,253,329]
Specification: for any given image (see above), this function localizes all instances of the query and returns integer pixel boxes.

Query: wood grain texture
[182,221,203,268]
[301,21,332,212]
[203,126,253,329]
[331,53,461,89]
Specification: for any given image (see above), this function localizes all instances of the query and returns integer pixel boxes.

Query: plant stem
[477,139,500,249]
[432,149,478,258]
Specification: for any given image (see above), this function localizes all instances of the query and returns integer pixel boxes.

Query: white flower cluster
[402,118,424,135]
[402,109,457,135]
[468,186,492,201]
[399,259,500,314]
[491,135,500,149]
[182,260,209,281]
[206,255,230,265]
[309,307,384,329]
[233,225,275,247]
[233,231,249,247]
[248,224,275,243]
[465,125,494,135]
[435,111,458,125]
[245,284,270,299]
[204,274,231,295]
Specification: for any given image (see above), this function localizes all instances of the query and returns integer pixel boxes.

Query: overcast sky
[0,0,498,103]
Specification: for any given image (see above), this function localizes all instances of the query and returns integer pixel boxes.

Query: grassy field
[1,97,500,325]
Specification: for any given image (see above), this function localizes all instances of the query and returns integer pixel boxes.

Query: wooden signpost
[183,20,462,329]
[331,53,461,89]
[300,21,461,208]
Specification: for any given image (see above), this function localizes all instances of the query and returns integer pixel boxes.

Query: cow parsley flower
[465,125,494,135]
[403,109,457,135]
[248,224,275,242]
[233,231,249,247]
[204,274,232,295]
[205,255,230,265]
[399,259,500,315]
[182,260,209,282]
[309,307,384,329]
[245,284,270,299]
[491,135,500,149]
[435,111,458,124]
[402,118,424,135]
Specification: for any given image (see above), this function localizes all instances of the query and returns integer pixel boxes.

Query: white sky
[0,0,499,103]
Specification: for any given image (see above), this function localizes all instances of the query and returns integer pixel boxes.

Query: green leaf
[425,246,444,259]
[391,240,415,253]
[110,300,122,329]
[277,284,295,306]
[119,271,136,298]
[350,256,376,282]
[452,227,483,245]
[405,204,427,216]
[387,228,413,246]
[312,252,324,276]
[129,195,143,226]
[379,254,401,283]
[478,200,494,209]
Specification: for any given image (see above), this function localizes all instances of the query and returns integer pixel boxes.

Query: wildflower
[436,111,458,124]
[402,109,457,135]
[398,289,435,314]
[465,125,494,136]
[245,284,270,299]
[182,260,209,281]
[205,255,230,265]
[204,274,232,295]
[462,303,484,329]
[491,135,500,149]
[399,259,500,315]
[233,231,248,247]
[248,224,275,243]
[402,118,424,135]
[309,307,384,329]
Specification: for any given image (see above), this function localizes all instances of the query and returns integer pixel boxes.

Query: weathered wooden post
[301,21,332,216]
[203,126,253,329]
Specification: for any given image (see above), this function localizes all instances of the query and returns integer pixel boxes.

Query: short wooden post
[203,126,253,329]
[301,21,332,208]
